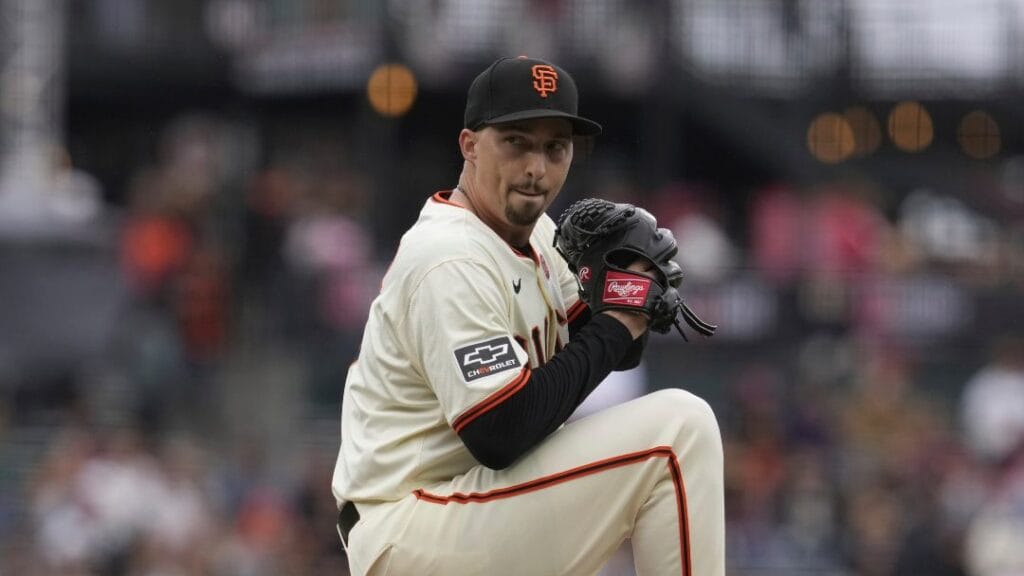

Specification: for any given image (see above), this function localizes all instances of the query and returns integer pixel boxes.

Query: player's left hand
[554,198,717,340]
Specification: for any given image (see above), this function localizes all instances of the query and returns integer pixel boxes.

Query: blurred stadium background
[2,0,1024,574]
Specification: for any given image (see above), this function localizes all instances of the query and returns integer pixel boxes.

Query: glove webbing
[553,200,635,263]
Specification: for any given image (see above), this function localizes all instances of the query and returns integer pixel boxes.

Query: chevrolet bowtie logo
[454,336,520,382]
[463,343,510,366]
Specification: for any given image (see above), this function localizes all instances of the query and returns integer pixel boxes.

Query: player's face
[469,118,574,235]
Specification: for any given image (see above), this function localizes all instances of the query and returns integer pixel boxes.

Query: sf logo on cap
[532,65,558,98]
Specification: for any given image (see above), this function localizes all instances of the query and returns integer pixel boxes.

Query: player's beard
[505,185,548,226]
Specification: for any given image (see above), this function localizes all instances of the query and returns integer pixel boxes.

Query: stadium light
[843,106,882,158]
[958,110,1000,160]
[807,112,856,164]
[887,101,933,153]
[366,63,418,118]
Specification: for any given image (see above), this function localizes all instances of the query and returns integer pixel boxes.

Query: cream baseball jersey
[332,190,588,504]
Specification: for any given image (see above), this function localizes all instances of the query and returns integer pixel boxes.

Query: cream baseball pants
[345,388,725,576]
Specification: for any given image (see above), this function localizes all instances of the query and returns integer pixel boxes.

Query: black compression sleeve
[568,305,647,371]
[616,331,648,370]
[567,304,592,336]
[457,314,634,469]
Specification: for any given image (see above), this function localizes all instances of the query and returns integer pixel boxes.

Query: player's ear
[459,128,478,162]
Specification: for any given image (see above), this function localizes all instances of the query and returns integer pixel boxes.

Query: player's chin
[506,196,547,226]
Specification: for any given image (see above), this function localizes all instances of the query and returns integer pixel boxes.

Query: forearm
[457,314,634,469]
[569,305,648,371]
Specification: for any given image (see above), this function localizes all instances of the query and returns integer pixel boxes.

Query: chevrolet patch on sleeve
[454,336,521,382]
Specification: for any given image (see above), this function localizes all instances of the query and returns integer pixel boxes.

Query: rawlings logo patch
[602,271,651,307]
[454,337,521,382]
[608,281,645,298]
[579,266,592,282]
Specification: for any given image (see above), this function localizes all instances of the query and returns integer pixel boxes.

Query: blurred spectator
[670,211,738,283]
[726,364,789,524]
[29,428,97,572]
[842,479,905,576]
[279,155,379,409]
[22,423,345,576]
[120,114,226,299]
[46,146,105,224]
[113,115,236,435]
[751,180,888,288]
[963,445,1024,576]
[750,184,804,284]
[30,427,165,574]
[804,181,887,281]
[175,248,230,364]
[779,447,842,566]
[121,211,194,296]
[242,166,297,313]
[650,182,737,284]
[899,188,1002,283]
[840,345,944,485]
[147,436,213,553]
[960,337,1024,466]
[834,344,966,575]
[282,170,375,334]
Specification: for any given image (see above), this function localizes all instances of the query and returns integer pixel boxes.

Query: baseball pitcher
[332,55,725,576]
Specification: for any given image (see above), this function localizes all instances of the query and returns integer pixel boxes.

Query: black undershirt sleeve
[457,314,635,469]
[617,331,649,370]
[568,305,648,371]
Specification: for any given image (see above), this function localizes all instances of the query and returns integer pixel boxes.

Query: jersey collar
[430,189,540,263]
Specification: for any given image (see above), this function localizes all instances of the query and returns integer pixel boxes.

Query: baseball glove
[553,198,716,339]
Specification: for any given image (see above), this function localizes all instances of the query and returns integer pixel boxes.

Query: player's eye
[547,140,569,158]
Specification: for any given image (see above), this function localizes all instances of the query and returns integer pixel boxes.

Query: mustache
[510,182,547,195]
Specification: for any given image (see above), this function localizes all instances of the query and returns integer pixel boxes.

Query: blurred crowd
[8,428,345,576]
[1,110,1023,576]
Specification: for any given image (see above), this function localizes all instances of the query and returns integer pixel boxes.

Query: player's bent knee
[648,388,722,453]
[647,388,715,421]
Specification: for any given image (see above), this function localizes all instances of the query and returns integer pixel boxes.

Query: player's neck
[450,185,533,247]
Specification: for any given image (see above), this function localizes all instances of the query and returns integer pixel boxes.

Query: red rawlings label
[602,271,652,308]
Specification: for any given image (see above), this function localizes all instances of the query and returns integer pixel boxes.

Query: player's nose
[524,151,546,181]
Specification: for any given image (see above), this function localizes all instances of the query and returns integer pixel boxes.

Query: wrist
[601,309,649,340]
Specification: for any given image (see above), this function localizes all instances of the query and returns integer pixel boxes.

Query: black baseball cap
[464,56,602,136]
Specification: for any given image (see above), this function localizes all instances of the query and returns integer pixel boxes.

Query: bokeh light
[887,101,933,152]
[843,106,882,158]
[958,109,1000,160]
[366,63,418,118]
[807,112,856,164]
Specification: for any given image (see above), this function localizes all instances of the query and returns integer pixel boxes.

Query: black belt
[337,501,361,544]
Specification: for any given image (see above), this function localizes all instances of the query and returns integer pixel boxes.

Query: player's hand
[556,198,716,340]
[601,259,653,339]
[626,258,656,277]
